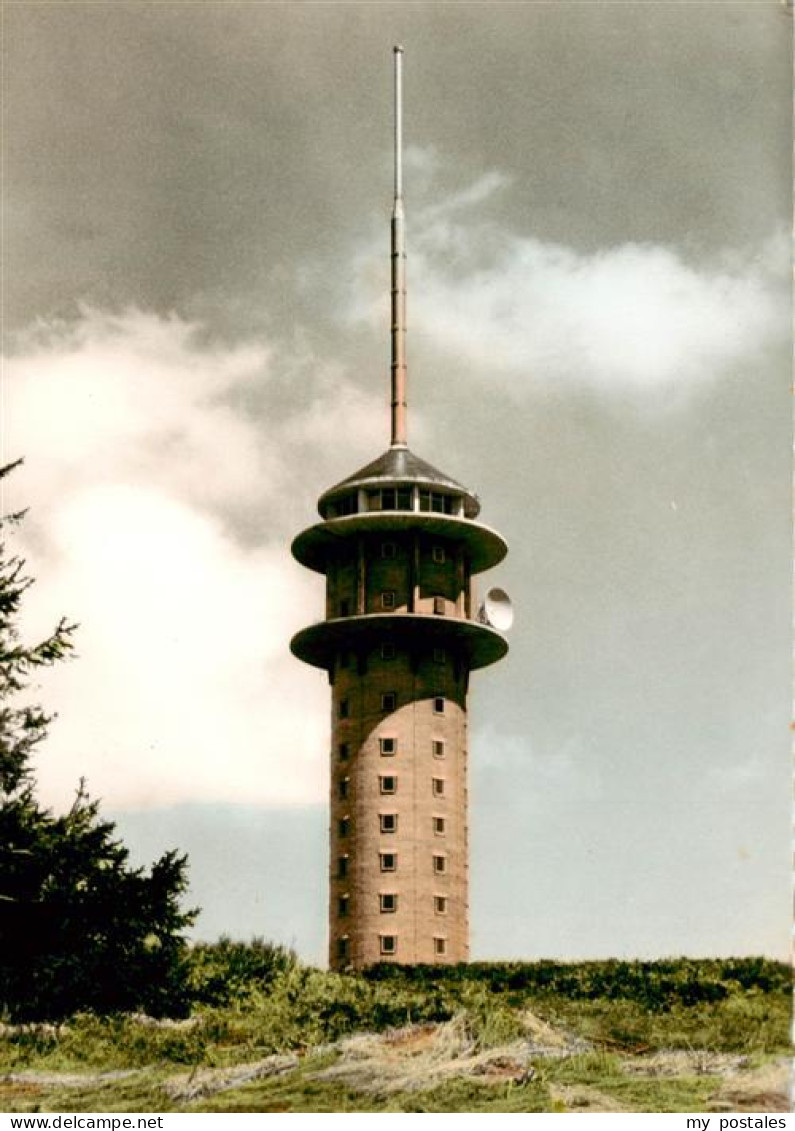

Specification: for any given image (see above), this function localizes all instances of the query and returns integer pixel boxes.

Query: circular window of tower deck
[379,737,396,757]
[379,893,398,913]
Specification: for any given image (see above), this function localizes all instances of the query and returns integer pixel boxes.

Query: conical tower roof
[318,446,481,519]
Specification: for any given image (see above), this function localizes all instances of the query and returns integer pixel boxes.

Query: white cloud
[3,308,381,810]
[349,161,787,399]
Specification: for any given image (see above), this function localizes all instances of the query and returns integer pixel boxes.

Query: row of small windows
[338,645,447,664]
[338,739,446,760]
[338,594,449,615]
[377,776,446,796]
[338,893,448,916]
[325,491,460,519]
[339,694,446,718]
[336,853,447,876]
[336,936,448,960]
[381,541,446,563]
[337,813,447,836]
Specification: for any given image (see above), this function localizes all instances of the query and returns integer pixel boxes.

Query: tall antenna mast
[390,45,407,448]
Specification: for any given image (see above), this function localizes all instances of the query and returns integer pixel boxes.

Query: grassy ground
[0,955,789,1113]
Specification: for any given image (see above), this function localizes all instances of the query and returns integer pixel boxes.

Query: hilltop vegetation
[0,945,789,1113]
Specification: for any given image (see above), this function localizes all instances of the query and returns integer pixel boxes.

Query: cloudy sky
[2,1,791,963]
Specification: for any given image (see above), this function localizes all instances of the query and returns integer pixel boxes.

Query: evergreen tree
[0,462,196,1020]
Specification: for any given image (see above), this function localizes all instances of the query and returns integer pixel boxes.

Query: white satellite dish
[478,587,514,632]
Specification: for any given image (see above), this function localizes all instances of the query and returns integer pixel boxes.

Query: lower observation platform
[290,612,508,672]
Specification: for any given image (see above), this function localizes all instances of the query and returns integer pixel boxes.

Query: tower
[290,48,509,969]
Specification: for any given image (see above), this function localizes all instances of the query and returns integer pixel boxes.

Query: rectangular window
[434,936,447,957]
[433,854,447,874]
[339,599,350,617]
[333,493,357,517]
[381,642,396,661]
[379,737,396,756]
[431,492,445,514]
[381,488,396,511]
[433,815,446,835]
[337,936,349,960]
[339,742,350,761]
[379,893,398,913]
[339,698,349,719]
[379,934,397,956]
[380,813,398,834]
[380,852,397,872]
[338,777,349,799]
[433,697,445,715]
[432,545,446,564]
[432,778,445,798]
[434,895,448,915]
[379,775,397,795]
[338,816,350,838]
[381,691,397,712]
[381,541,397,559]
[338,856,349,878]
[338,894,349,917]
[432,740,445,758]
[433,596,445,616]
[433,647,446,664]
[381,590,396,610]
[367,489,381,512]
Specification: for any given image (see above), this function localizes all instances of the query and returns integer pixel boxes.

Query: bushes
[362,958,790,1013]
[187,938,298,1007]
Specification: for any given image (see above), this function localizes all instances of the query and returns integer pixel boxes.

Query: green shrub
[187,937,298,1006]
